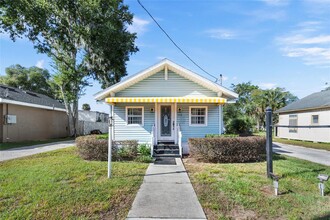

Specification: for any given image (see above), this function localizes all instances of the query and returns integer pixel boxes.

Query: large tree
[0,64,54,97]
[0,0,138,136]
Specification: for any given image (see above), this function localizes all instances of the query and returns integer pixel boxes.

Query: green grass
[254,131,330,151]
[0,147,148,219]
[0,137,74,151]
[184,156,330,220]
[273,137,330,151]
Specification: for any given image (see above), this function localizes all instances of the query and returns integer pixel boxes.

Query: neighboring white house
[276,89,330,143]
[94,59,238,156]
[78,110,109,135]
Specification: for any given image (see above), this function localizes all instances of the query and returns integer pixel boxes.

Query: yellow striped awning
[105,97,226,104]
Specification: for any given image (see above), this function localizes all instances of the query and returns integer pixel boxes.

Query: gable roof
[276,89,330,113]
[0,84,66,112]
[94,59,238,101]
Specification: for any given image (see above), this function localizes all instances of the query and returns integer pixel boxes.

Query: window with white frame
[311,115,319,124]
[189,106,207,126]
[126,107,144,125]
[289,114,298,133]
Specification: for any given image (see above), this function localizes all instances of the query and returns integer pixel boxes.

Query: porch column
[219,105,224,134]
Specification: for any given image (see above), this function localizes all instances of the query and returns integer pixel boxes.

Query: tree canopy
[224,82,298,134]
[0,0,138,136]
[0,64,54,98]
[82,103,91,111]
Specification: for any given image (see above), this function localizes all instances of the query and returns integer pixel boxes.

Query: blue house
[94,59,238,157]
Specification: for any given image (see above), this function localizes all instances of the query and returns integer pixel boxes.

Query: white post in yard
[108,104,113,178]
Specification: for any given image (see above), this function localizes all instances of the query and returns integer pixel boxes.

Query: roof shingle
[276,89,330,113]
[0,84,65,110]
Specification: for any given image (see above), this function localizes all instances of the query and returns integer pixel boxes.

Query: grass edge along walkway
[0,147,149,219]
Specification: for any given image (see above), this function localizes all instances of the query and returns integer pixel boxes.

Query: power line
[137,0,218,82]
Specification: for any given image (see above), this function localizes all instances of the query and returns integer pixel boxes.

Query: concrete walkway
[127,158,206,220]
[0,140,75,162]
[273,142,330,166]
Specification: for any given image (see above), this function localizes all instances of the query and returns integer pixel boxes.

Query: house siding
[113,103,155,143]
[277,109,330,143]
[1,103,69,142]
[116,71,217,97]
[177,104,219,142]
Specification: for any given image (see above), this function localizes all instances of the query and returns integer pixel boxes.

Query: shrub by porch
[189,136,266,163]
[76,135,151,162]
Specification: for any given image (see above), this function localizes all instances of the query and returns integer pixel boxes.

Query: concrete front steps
[153,141,180,158]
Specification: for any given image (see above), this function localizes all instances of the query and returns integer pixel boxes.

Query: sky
[0,0,330,113]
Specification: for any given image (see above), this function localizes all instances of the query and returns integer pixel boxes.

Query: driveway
[0,140,75,162]
[273,142,330,166]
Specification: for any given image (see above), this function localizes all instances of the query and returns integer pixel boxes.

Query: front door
[158,104,174,141]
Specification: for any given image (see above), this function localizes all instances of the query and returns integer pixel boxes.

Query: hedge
[189,136,266,163]
[76,135,139,161]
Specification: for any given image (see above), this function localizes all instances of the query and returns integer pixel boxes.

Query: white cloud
[206,29,238,40]
[259,83,277,89]
[279,34,330,44]
[276,21,330,67]
[156,56,166,60]
[36,60,45,69]
[260,0,289,6]
[246,9,286,21]
[222,76,229,81]
[127,17,150,35]
[232,76,238,80]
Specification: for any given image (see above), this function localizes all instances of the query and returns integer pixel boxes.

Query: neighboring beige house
[276,89,330,143]
[0,85,69,142]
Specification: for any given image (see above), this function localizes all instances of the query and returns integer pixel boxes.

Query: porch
[106,97,226,158]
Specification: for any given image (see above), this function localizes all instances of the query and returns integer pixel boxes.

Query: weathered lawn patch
[184,155,330,219]
[0,147,148,219]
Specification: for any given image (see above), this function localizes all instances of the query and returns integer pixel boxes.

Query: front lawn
[0,137,74,150]
[184,155,330,219]
[0,147,148,219]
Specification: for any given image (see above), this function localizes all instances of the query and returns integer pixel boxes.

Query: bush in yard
[135,144,153,163]
[225,115,255,135]
[189,136,266,163]
[116,140,139,160]
[76,135,138,161]
[137,144,151,156]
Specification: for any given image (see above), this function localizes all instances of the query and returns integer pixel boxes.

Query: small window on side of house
[126,107,144,125]
[311,115,319,124]
[289,114,298,133]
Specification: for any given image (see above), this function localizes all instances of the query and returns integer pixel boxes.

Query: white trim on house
[0,98,67,112]
[94,59,238,101]
[189,106,208,127]
[125,106,144,126]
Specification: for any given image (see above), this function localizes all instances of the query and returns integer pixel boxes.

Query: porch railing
[177,124,182,158]
[151,124,155,157]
